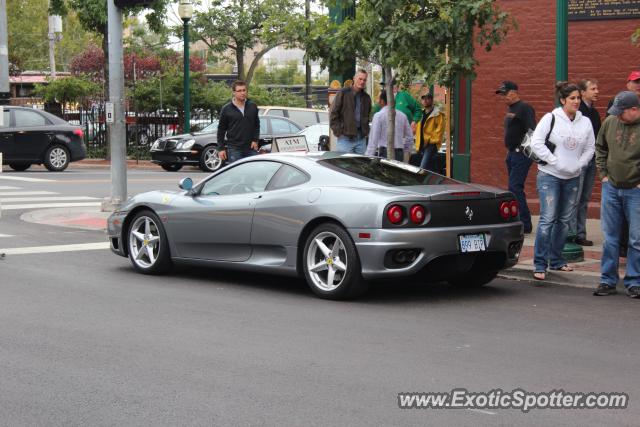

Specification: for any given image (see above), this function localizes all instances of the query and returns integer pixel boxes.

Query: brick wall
[470,0,639,216]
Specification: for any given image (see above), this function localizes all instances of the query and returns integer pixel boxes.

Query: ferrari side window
[201,161,281,196]
[267,165,309,190]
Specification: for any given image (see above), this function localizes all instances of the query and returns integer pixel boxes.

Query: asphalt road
[0,167,639,426]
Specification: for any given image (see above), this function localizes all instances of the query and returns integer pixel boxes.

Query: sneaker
[593,284,617,296]
[575,237,593,246]
[627,286,640,298]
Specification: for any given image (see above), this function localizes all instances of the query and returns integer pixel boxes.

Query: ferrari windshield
[319,156,457,186]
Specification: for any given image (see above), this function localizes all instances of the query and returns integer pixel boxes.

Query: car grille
[157,139,179,150]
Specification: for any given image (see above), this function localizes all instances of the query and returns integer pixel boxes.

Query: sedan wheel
[199,146,223,172]
[44,145,70,171]
[127,210,172,274]
[303,223,368,299]
[161,163,183,172]
[9,163,30,171]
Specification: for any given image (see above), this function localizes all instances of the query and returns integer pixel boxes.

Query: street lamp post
[178,0,193,134]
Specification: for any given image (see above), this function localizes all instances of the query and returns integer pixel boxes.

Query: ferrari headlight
[176,139,195,150]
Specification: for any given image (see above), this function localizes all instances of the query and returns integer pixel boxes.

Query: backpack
[517,114,556,165]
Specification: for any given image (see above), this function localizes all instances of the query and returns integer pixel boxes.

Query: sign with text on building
[105,102,114,124]
[272,135,309,153]
[569,0,640,20]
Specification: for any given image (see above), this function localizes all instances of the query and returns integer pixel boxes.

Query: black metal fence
[58,106,218,158]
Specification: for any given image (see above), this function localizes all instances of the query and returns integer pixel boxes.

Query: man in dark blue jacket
[217,80,261,164]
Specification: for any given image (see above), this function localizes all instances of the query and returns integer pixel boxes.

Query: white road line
[0,186,19,190]
[1,202,102,210]
[0,175,55,182]
[466,408,496,415]
[0,191,57,196]
[0,234,13,238]
[0,196,99,203]
[0,242,109,255]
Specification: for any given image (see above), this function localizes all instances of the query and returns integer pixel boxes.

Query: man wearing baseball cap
[496,80,536,234]
[593,91,640,298]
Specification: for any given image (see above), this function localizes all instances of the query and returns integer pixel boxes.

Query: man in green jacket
[593,91,640,298]
[393,81,422,131]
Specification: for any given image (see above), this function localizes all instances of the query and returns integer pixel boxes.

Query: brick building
[468,0,639,217]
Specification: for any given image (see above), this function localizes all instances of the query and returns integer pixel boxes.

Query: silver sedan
[107,152,523,299]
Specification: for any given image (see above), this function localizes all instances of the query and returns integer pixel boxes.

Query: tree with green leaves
[7,0,98,73]
[188,0,308,85]
[308,0,513,156]
[34,76,101,113]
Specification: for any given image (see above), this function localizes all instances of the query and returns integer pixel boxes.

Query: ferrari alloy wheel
[303,223,368,299]
[127,210,172,274]
[44,145,70,171]
[200,146,223,172]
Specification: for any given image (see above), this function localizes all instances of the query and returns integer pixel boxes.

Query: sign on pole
[105,102,114,123]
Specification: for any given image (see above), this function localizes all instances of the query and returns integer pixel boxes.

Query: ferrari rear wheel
[127,210,172,274]
[448,270,498,287]
[303,223,368,300]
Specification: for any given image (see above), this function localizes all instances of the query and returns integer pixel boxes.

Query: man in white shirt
[366,91,413,161]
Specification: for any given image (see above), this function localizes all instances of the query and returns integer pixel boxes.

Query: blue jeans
[600,182,640,289]
[505,151,533,231]
[227,146,258,164]
[420,144,438,171]
[337,134,366,154]
[533,171,580,272]
[377,147,404,161]
[570,157,596,239]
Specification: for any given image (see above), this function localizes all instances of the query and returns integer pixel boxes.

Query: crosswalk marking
[0,191,57,196]
[0,196,99,203]
[0,186,18,190]
[0,175,55,182]
[0,242,110,255]
[1,202,102,210]
[0,234,13,238]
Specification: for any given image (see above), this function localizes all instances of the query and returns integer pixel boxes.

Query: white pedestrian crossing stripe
[0,234,13,238]
[0,196,99,203]
[0,191,57,196]
[0,186,18,190]
[2,202,101,210]
[0,175,55,182]
[0,242,109,255]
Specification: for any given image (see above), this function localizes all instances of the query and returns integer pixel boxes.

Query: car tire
[160,163,183,172]
[9,163,31,171]
[448,271,498,288]
[302,223,368,300]
[44,145,70,171]
[127,210,173,275]
[199,146,224,172]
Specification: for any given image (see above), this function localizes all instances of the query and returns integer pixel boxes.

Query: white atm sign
[272,136,309,153]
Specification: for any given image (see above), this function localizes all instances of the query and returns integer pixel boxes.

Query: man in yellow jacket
[415,94,445,172]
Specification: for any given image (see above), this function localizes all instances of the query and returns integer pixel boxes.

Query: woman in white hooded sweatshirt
[531,82,595,281]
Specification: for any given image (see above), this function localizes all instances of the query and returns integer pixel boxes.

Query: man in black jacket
[571,79,601,246]
[217,81,261,164]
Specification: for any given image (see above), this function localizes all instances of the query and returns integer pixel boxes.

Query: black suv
[150,115,302,172]
[0,106,86,172]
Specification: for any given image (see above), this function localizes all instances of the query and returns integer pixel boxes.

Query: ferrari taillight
[387,205,404,224]
[409,205,425,224]
[499,201,511,219]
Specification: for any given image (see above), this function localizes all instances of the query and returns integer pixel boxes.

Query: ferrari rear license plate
[459,234,486,252]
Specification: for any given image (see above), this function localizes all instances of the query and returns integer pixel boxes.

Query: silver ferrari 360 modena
[107,152,524,299]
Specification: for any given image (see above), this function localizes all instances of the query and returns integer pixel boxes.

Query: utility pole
[48,14,62,79]
[0,0,10,105]
[103,0,127,211]
[304,0,312,108]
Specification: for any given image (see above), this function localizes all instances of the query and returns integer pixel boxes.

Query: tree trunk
[384,65,395,159]
[236,46,244,81]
